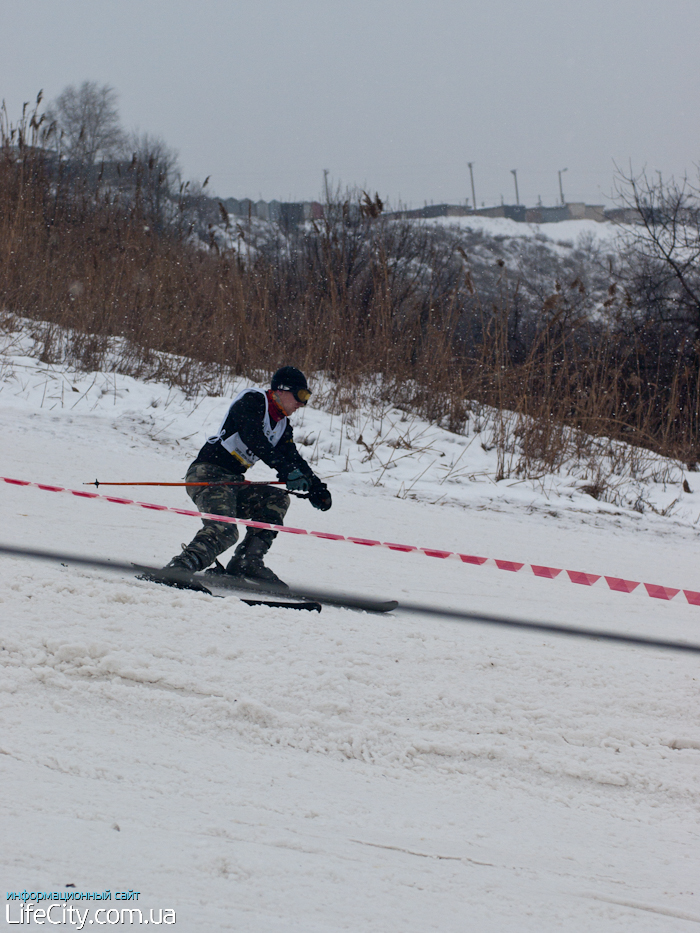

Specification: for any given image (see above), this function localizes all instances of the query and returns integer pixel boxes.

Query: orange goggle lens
[296,388,311,404]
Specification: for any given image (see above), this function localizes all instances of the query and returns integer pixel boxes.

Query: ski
[134,564,323,611]
[135,564,396,613]
[195,571,398,614]
[239,596,322,612]
[133,565,213,594]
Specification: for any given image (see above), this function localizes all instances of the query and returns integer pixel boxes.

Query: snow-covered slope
[432,214,623,248]
[2,341,700,931]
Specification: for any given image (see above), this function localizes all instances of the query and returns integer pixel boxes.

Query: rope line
[2,474,698,607]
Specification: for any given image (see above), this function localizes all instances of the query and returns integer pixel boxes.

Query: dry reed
[2,96,698,486]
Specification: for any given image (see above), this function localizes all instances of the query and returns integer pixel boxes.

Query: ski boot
[140,549,211,593]
[224,535,288,591]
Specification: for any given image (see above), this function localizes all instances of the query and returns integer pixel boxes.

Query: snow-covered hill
[432,214,622,246]
[2,336,700,931]
[220,214,624,311]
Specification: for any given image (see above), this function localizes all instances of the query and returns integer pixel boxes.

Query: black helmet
[271,366,311,404]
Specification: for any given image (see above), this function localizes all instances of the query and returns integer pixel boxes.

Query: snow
[429,215,625,249]
[2,333,700,930]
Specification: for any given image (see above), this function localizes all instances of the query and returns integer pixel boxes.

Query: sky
[2,0,699,209]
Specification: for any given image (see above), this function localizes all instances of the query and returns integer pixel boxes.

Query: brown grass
[2,97,699,485]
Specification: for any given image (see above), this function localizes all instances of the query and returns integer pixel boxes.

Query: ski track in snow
[1,337,700,931]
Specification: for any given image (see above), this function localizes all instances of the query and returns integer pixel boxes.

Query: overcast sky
[2,0,699,208]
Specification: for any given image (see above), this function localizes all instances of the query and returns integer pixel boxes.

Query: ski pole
[84,480,309,498]
[84,480,287,488]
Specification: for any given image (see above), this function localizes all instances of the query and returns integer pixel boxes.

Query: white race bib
[208,388,287,468]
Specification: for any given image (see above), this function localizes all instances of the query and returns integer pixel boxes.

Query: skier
[163,366,331,588]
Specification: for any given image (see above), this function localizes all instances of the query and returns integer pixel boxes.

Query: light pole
[467,162,476,211]
[558,167,568,206]
[510,169,520,206]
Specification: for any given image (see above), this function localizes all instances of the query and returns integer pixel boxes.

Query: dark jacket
[194,390,315,481]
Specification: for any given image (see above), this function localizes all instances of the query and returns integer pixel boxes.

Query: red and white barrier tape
[2,475,699,606]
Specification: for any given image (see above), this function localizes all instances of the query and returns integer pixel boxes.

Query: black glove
[308,481,332,511]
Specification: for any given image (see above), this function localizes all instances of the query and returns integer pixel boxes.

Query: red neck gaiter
[266,389,287,422]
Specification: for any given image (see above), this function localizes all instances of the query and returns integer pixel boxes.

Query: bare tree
[116,131,180,230]
[615,167,700,336]
[46,81,124,163]
[121,131,179,188]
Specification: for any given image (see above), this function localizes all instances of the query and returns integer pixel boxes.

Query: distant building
[525,206,569,223]
[472,205,527,222]
[389,204,459,219]
[238,198,254,218]
[388,202,618,224]
[445,205,470,217]
[566,202,606,222]
[602,207,641,224]
[220,194,621,227]
[222,197,325,225]
[280,202,304,227]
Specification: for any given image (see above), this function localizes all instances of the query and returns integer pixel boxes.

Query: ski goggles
[277,384,311,405]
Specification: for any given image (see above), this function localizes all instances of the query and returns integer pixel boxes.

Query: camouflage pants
[177,461,290,571]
